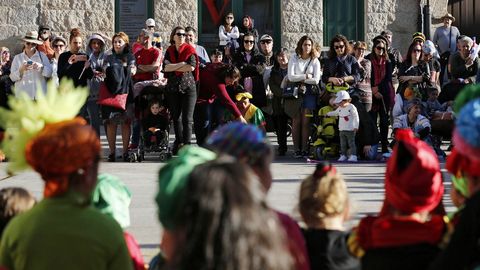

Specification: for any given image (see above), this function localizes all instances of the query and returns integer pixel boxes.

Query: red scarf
[357,214,445,249]
[371,56,386,87]
[166,43,199,81]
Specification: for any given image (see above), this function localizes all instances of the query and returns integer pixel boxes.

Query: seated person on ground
[225,91,266,132]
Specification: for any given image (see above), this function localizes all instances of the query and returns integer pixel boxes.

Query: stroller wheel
[159,153,167,162]
[129,153,138,163]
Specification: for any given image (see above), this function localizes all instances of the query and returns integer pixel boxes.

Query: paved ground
[0,132,455,262]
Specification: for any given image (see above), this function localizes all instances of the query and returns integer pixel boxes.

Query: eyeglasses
[375,46,385,51]
[147,26,155,28]
[53,44,65,48]
[175,32,186,37]
[244,40,255,44]
[334,45,345,50]
[260,40,272,44]
[25,42,36,46]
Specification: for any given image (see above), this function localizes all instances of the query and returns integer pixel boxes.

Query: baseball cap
[260,34,273,42]
[145,18,155,27]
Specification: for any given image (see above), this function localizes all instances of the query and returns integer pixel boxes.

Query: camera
[27,60,33,65]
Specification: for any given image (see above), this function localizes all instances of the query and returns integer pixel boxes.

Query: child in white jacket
[327,91,360,162]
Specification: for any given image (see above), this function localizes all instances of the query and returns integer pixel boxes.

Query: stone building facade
[0,0,448,55]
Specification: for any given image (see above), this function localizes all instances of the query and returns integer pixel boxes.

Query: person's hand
[466,57,474,67]
[93,70,104,78]
[238,115,248,124]
[363,145,372,156]
[148,127,156,132]
[21,62,33,72]
[32,62,42,71]
[306,73,313,79]
[330,77,343,86]
[68,54,77,64]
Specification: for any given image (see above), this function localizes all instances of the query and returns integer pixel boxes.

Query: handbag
[97,82,128,110]
[282,57,313,99]
[282,80,300,99]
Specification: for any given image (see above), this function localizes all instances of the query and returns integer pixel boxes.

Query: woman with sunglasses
[163,26,199,154]
[0,47,13,109]
[392,41,431,118]
[232,31,267,108]
[218,12,240,52]
[9,30,52,100]
[322,34,361,94]
[50,36,67,86]
[365,35,394,153]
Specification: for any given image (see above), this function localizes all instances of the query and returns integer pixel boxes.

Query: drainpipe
[424,0,432,39]
[418,2,424,33]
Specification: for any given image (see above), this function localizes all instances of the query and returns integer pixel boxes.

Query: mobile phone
[27,60,33,65]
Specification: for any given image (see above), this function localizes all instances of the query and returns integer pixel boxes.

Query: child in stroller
[140,99,171,161]
[310,95,340,160]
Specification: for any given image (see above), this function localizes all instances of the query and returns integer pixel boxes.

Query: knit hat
[92,174,132,229]
[156,146,216,230]
[412,32,426,43]
[422,40,437,55]
[206,122,270,165]
[447,99,480,178]
[385,129,444,214]
[334,90,351,104]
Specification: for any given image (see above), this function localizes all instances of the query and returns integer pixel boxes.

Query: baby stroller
[127,85,172,162]
[308,105,340,160]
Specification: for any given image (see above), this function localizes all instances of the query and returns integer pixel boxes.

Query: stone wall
[365,0,449,56]
[0,0,114,54]
[154,0,197,46]
[280,0,323,52]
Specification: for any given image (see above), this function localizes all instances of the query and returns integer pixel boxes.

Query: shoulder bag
[282,57,313,99]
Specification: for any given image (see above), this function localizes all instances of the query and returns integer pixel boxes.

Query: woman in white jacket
[286,35,321,158]
[218,13,240,50]
[10,30,52,99]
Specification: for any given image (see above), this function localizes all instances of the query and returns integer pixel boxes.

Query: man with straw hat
[433,12,460,85]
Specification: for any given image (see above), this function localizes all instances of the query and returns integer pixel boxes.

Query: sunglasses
[260,40,272,44]
[244,40,255,44]
[25,42,36,46]
[375,46,385,51]
[175,32,186,37]
[334,45,345,50]
[226,16,234,19]
[53,44,65,48]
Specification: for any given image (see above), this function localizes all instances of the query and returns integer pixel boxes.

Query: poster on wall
[118,0,148,40]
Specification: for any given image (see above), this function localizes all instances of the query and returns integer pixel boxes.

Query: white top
[10,50,53,99]
[326,103,360,131]
[218,25,240,46]
[287,54,321,85]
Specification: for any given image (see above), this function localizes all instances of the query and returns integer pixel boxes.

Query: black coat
[232,49,267,107]
[362,243,440,270]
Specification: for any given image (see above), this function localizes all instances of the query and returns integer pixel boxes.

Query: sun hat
[441,13,455,22]
[21,30,43,45]
[235,92,253,101]
[260,34,273,42]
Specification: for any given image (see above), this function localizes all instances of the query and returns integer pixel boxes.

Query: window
[323,0,364,46]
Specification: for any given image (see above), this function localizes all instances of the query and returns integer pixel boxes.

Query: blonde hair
[299,169,348,227]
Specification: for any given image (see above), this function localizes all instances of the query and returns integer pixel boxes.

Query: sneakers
[347,155,358,162]
[338,155,348,162]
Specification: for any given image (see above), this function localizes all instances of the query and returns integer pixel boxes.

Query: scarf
[371,56,386,87]
[357,214,445,249]
[166,43,199,81]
